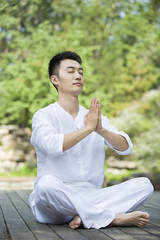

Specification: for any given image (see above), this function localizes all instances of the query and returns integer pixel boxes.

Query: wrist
[84,125,94,134]
[96,127,107,135]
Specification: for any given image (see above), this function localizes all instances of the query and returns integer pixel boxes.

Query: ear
[50,75,59,87]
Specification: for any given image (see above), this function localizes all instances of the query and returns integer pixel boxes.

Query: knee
[36,175,62,201]
[140,177,154,196]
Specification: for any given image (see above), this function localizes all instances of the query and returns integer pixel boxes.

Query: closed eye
[79,71,83,75]
[66,66,83,75]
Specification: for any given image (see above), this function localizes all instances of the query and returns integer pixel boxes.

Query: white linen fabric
[29,102,153,229]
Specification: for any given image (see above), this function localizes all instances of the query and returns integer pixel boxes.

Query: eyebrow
[66,66,83,71]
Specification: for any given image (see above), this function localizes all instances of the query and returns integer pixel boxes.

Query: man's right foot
[69,215,82,229]
[111,211,150,227]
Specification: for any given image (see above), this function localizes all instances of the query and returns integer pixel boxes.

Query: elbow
[119,134,133,155]
[123,141,129,151]
[121,143,133,155]
[117,140,133,156]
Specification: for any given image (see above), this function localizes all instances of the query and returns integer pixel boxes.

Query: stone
[22,141,33,152]
[3,161,17,171]
[7,125,18,133]
[14,128,26,137]
[17,162,26,169]
[25,151,36,163]
[0,125,36,173]
[106,168,127,175]
[15,138,32,152]
[1,134,16,150]
[0,161,3,169]
[107,159,137,170]
[24,127,32,137]
[0,149,25,162]
[0,149,14,162]
[12,150,25,162]
[0,147,7,161]
[0,125,9,136]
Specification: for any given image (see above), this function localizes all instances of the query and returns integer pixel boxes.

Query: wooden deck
[0,190,159,240]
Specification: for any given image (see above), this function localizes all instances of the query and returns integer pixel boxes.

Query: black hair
[48,51,82,90]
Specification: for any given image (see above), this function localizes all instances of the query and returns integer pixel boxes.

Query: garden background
[0,0,160,187]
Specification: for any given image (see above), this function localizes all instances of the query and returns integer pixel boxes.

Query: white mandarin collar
[54,102,81,123]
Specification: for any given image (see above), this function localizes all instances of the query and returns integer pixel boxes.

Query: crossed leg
[31,176,153,229]
[69,177,153,229]
[69,211,150,229]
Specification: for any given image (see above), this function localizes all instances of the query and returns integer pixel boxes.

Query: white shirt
[31,102,133,188]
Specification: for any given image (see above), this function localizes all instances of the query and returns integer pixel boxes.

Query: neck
[57,95,79,119]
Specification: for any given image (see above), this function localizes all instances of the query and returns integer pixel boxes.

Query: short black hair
[48,51,82,90]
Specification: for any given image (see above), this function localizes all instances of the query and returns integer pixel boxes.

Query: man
[29,51,153,229]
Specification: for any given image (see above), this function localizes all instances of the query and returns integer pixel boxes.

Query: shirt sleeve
[102,115,133,155]
[30,111,64,157]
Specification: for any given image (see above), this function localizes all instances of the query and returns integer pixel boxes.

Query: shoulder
[33,103,57,120]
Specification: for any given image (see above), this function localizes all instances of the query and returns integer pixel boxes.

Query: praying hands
[84,97,102,132]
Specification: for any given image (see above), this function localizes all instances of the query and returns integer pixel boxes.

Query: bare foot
[69,215,82,229]
[111,211,150,227]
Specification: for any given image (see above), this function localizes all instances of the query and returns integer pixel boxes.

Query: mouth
[73,82,82,86]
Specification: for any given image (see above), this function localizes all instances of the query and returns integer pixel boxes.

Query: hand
[95,102,102,133]
[84,98,99,132]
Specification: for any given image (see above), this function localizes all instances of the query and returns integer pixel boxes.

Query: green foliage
[0,0,160,175]
[1,0,160,126]
[0,163,37,177]
[109,89,160,173]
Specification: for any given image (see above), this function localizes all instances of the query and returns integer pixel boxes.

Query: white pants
[29,175,153,229]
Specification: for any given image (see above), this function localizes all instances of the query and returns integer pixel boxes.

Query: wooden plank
[117,226,160,240]
[78,228,113,240]
[1,189,159,240]
[100,227,137,240]
[146,192,160,205]
[7,191,61,240]
[18,190,113,239]
[145,199,160,209]
[18,190,98,239]
[144,203,160,211]
[49,224,89,240]
[16,190,31,206]
[0,206,8,239]
[142,223,160,237]
[19,190,160,239]
[0,191,35,240]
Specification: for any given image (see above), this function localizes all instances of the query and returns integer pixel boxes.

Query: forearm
[63,126,92,151]
[97,127,129,151]
[63,98,100,151]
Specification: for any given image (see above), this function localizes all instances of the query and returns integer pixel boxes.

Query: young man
[29,51,153,229]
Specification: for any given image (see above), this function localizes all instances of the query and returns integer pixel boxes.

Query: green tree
[0,0,160,126]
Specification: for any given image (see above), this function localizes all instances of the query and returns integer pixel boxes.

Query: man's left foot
[69,215,82,229]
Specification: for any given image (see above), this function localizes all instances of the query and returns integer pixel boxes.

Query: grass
[0,163,37,177]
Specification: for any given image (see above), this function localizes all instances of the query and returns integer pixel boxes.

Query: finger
[90,98,96,113]
[94,99,99,115]
[98,104,101,121]
[98,103,101,113]
[89,98,95,111]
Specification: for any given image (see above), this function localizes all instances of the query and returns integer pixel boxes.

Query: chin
[74,90,83,96]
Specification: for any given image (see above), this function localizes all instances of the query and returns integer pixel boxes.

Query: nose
[75,71,81,79]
